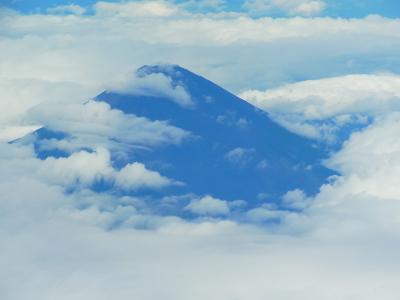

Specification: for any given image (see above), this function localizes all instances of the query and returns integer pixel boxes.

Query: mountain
[24,65,334,213]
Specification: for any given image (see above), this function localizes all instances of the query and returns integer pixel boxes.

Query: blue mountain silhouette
[26,65,334,212]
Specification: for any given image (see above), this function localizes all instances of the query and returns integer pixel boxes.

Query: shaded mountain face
[26,65,334,214]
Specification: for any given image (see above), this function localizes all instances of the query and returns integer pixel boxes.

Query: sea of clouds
[1,1,400,299]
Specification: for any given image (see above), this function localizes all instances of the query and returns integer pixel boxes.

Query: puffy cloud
[115,162,175,191]
[244,0,326,16]
[260,112,400,239]
[30,100,189,152]
[185,195,230,216]
[282,188,311,209]
[40,147,114,187]
[241,74,400,141]
[42,148,175,191]
[0,144,175,192]
[2,89,400,300]
[294,1,326,15]
[241,74,400,120]
[325,113,400,200]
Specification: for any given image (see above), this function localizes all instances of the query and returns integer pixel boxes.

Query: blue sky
[2,0,400,18]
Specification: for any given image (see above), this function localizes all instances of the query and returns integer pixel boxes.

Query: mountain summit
[25,65,334,213]
[96,65,333,202]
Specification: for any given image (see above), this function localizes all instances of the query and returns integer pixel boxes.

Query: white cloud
[0,125,41,143]
[324,113,400,200]
[94,1,180,17]
[115,162,175,191]
[282,188,311,209]
[30,100,189,152]
[1,145,175,192]
[46,5,86,15]
[1,5,400,136]
[241,74,400,141]
[109,71,194,108]
[259,112,400,239]
[0,78,96,141]
[246,206,283,222]
[243,0,326,16]
[2,3,400,299]
[224,147,255,167]
[241,74,400,120]
[185,195,230,215]
[294,1,326,15]
[40,147,114,187]
[2,100,400,299]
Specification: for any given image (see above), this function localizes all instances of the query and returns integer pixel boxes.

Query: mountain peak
[137,64,187,79]
[24,65,334,212]
[95,65,334,203]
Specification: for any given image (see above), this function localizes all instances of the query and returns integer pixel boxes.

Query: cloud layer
[241,74,400,141]
[244,0,327,16]
[1,1,400,299]
[2,2,400,139]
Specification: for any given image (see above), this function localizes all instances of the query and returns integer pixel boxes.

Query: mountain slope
[20,64,335,214]
[92,65,334,204]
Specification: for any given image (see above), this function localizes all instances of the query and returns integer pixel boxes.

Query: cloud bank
[1,1,400,299]
[2,2,400,139]
[241,74,400,141]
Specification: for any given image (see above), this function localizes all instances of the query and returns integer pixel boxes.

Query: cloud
[2,3,400,299]
[185,195,230,215]
[240,74,400,141]
[2,5,400,137]
[94,1,180,17]
[0,125,41,143]
[2,86,400,300]
[243,0,326,16]
[0,78,96,141]
[241,74,400,120]
[115,162,175,191]
[246,206,283,222]
[224,147,255,167]
[30,100,189,152]
[46,5,86,15]
[294,1,326,15]
[325,113,400,200]
[250,111,400,238]
[40,147,114,187]
[109,70,194,108]
[1,144,175,192]
[282,188,311,209]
